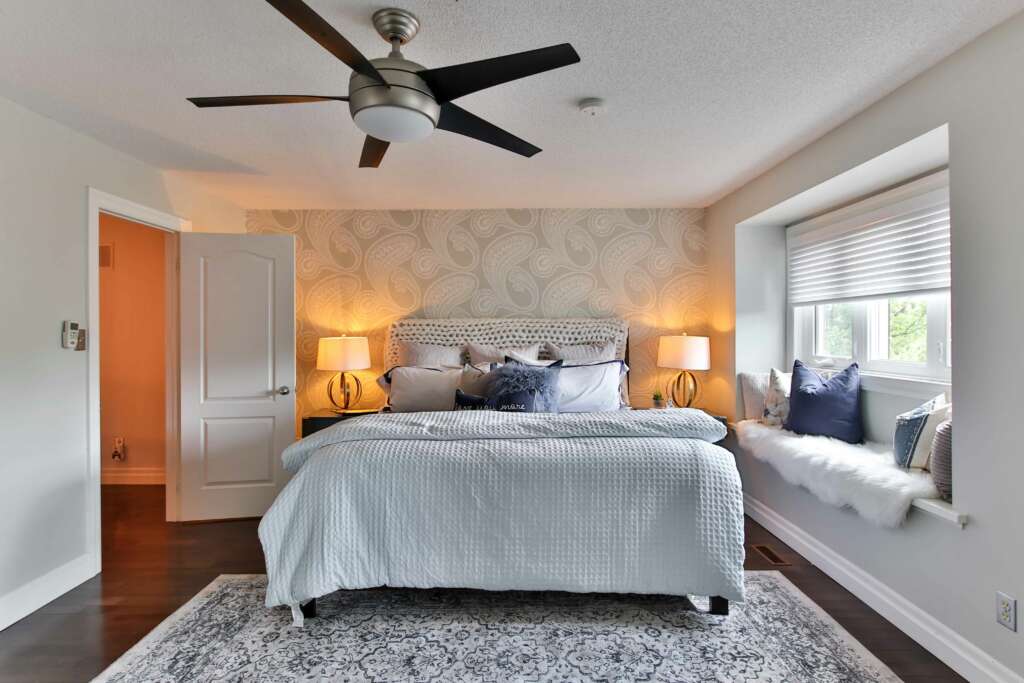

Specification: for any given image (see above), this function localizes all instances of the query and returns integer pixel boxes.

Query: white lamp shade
[316,336,371,371]
[657,335,710,370]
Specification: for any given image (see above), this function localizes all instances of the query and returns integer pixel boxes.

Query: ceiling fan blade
[418,43,580,104]
[436,103,541,157]
[264,0,385,84]
[188,95,348,108]
[359,136,390,168]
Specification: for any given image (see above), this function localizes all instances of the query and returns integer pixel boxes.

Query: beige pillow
[458,363,495,396]
[396,340,463,368]
[547,341,616,363]
[738,372,770,421]
[384,367,462,412]
[467,342,541,365]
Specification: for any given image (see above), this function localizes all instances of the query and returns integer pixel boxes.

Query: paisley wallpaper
[247,208,709,414]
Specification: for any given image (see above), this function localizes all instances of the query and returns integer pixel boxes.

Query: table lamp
[317,336,371,412]
[657,334,710,408]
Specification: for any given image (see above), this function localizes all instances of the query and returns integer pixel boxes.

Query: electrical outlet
[112,437,125,462]
[997,592,1017,632]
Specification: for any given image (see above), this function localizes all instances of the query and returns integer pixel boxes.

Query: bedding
[738,371,770,421]
[547,340,617,362]
[454,388,490,410]
[378,366,461,412]
[467,341,541,364]
[494,358,626,412]
[395,340,463,367]
[458,363,495,396]
[557,360,626,412]
[258,409,744,624]
[488,360,562,412]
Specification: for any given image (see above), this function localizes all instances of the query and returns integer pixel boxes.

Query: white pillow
[396,340,463,368]
[762,368,791,426]
[558,361,625,412]
[738,372,770,421]
[380,367,461,412]
[467,342,541,365]
[547,341,617,363]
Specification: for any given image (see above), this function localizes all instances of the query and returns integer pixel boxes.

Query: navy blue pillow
[489,389,536,412]
[453,388,537,412]
[784,360,863,443]
[454,389,490,411]
[489,359,562,412]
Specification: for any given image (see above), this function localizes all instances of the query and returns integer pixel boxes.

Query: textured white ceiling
[1,1,1021,208]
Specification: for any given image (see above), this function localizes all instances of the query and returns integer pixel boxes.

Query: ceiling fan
[188,0,580,168]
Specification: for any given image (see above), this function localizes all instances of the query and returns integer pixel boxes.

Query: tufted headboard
[384,318,629,368]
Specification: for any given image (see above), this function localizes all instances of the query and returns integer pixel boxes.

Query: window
[789,172,951,382]
[814,302,854,358]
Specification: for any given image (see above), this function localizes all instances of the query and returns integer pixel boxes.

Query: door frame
[86,188,191,573]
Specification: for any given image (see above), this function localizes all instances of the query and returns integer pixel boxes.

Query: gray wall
[706,11,1024,678]
[0,94,242,627]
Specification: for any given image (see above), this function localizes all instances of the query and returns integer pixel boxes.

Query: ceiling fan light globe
[353,105,434,143]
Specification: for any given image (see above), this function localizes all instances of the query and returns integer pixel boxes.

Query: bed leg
[300,598,317,619]
[709,596,729,616]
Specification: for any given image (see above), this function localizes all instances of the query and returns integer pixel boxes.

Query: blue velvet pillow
[784,360,863,443]
[488,360,562,412]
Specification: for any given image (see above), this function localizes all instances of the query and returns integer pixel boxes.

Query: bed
[258,318,746,625]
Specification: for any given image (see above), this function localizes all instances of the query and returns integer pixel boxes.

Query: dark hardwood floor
[0,485,962,682]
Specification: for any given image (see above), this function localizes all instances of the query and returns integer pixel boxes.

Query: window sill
[911,498,967,528]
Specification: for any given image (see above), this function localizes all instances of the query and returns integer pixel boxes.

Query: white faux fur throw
[735,420,939,528]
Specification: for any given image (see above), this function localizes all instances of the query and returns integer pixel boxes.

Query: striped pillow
[930,419,953,501]
[893,394,949,469]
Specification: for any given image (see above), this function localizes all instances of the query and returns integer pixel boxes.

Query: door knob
[277,386,290,395]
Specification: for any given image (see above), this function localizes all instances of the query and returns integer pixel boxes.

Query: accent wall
[247,208,709,414]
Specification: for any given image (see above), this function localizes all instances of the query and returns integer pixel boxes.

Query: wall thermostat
[62,321,80,349]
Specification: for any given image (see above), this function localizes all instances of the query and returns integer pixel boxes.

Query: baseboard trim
[101,467,165,485]
[744,493,1023,683]
[0,553,97,632]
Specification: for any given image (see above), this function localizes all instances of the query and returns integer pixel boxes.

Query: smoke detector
[578,97,606,117]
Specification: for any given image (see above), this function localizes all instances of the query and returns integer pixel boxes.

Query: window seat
[734,420,939,528]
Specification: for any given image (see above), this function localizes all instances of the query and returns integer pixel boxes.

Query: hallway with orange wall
[99,214,168,484]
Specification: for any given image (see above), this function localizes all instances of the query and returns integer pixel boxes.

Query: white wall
[733,223,786,416]
[0,94,243,629]
[707,11,1024,680]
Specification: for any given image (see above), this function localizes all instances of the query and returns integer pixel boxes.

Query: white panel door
[179,234,295,521]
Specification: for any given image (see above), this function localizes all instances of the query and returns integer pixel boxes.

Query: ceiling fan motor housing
[349,57,440,141]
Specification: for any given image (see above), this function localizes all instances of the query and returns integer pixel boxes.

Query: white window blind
[787,178,950,306]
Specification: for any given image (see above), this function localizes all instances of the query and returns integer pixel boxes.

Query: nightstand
[301,409,378,437]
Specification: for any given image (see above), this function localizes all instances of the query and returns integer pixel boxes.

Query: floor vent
[752,543,790,566]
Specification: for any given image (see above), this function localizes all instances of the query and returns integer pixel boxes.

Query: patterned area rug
[94,572,898,682]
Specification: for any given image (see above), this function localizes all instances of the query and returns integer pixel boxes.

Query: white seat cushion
[735,420,938,528]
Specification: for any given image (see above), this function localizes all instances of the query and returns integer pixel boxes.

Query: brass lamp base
[327,371,363,412]
[668,370,700,408]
